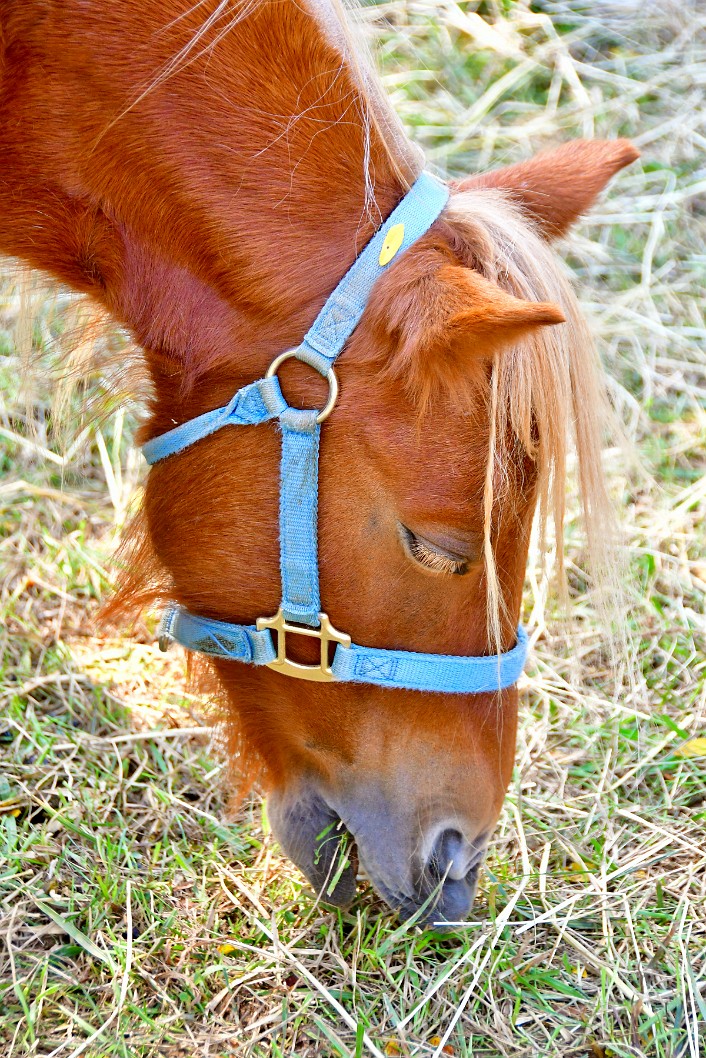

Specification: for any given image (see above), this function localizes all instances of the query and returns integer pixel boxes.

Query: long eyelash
[407,535,466,576]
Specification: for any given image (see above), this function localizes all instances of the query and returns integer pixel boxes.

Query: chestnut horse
[0,0,637,924]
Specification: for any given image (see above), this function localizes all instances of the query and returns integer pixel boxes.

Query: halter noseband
[143,173,528,693]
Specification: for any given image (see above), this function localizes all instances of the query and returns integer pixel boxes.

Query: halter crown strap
[144,172,530,693]
[296,173,450,375]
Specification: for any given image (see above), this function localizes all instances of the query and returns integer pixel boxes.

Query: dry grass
[1,1,705,1055]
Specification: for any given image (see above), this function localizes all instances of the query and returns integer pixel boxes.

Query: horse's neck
[0,0,410,385]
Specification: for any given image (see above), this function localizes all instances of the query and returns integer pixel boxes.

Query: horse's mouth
[267,787,482,925]
[311,821,360,908]
[267,790,358,908]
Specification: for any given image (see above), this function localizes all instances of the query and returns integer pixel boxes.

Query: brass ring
[265,349,339,424]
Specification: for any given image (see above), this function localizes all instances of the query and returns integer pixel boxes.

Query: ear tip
[603,138,641,170]
[534,302,566,326]
[561,137,640,167]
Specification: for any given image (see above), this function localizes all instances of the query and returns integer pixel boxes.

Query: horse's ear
[435,265,565,352]
[367,248,564,404]
[457,139,639,239]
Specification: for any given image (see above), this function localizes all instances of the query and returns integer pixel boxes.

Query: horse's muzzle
[267,783,486,927]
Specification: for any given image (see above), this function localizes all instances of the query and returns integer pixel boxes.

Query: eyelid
[399,525,471,576]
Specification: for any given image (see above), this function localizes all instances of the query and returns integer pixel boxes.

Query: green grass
[1,1,705,1055]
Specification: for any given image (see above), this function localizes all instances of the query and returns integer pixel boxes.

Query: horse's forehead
[347,379,489,466]
[329,389,489,523]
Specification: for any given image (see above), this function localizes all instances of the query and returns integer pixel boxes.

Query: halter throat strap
[143,173,529,693]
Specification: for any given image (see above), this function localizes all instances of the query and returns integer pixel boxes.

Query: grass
[1,1,705,1055]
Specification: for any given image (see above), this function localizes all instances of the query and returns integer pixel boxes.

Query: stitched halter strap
[143,172,529,693]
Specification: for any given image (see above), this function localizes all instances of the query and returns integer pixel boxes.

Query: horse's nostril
[426,828,481,883]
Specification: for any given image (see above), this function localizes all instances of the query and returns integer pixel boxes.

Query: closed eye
[399,525,470,577]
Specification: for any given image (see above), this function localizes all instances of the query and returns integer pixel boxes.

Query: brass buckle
[256,607,351,682]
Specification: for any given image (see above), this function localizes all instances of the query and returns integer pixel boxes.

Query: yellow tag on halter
[378,223,405,266]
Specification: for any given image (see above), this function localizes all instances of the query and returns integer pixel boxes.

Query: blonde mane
[440,190,615,643]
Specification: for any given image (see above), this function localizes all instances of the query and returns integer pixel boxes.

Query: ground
[1,1,705,1056]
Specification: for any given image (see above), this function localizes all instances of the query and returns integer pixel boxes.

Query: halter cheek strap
[143,172,529,693]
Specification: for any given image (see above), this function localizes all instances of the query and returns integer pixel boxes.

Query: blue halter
[143,173,528,693]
